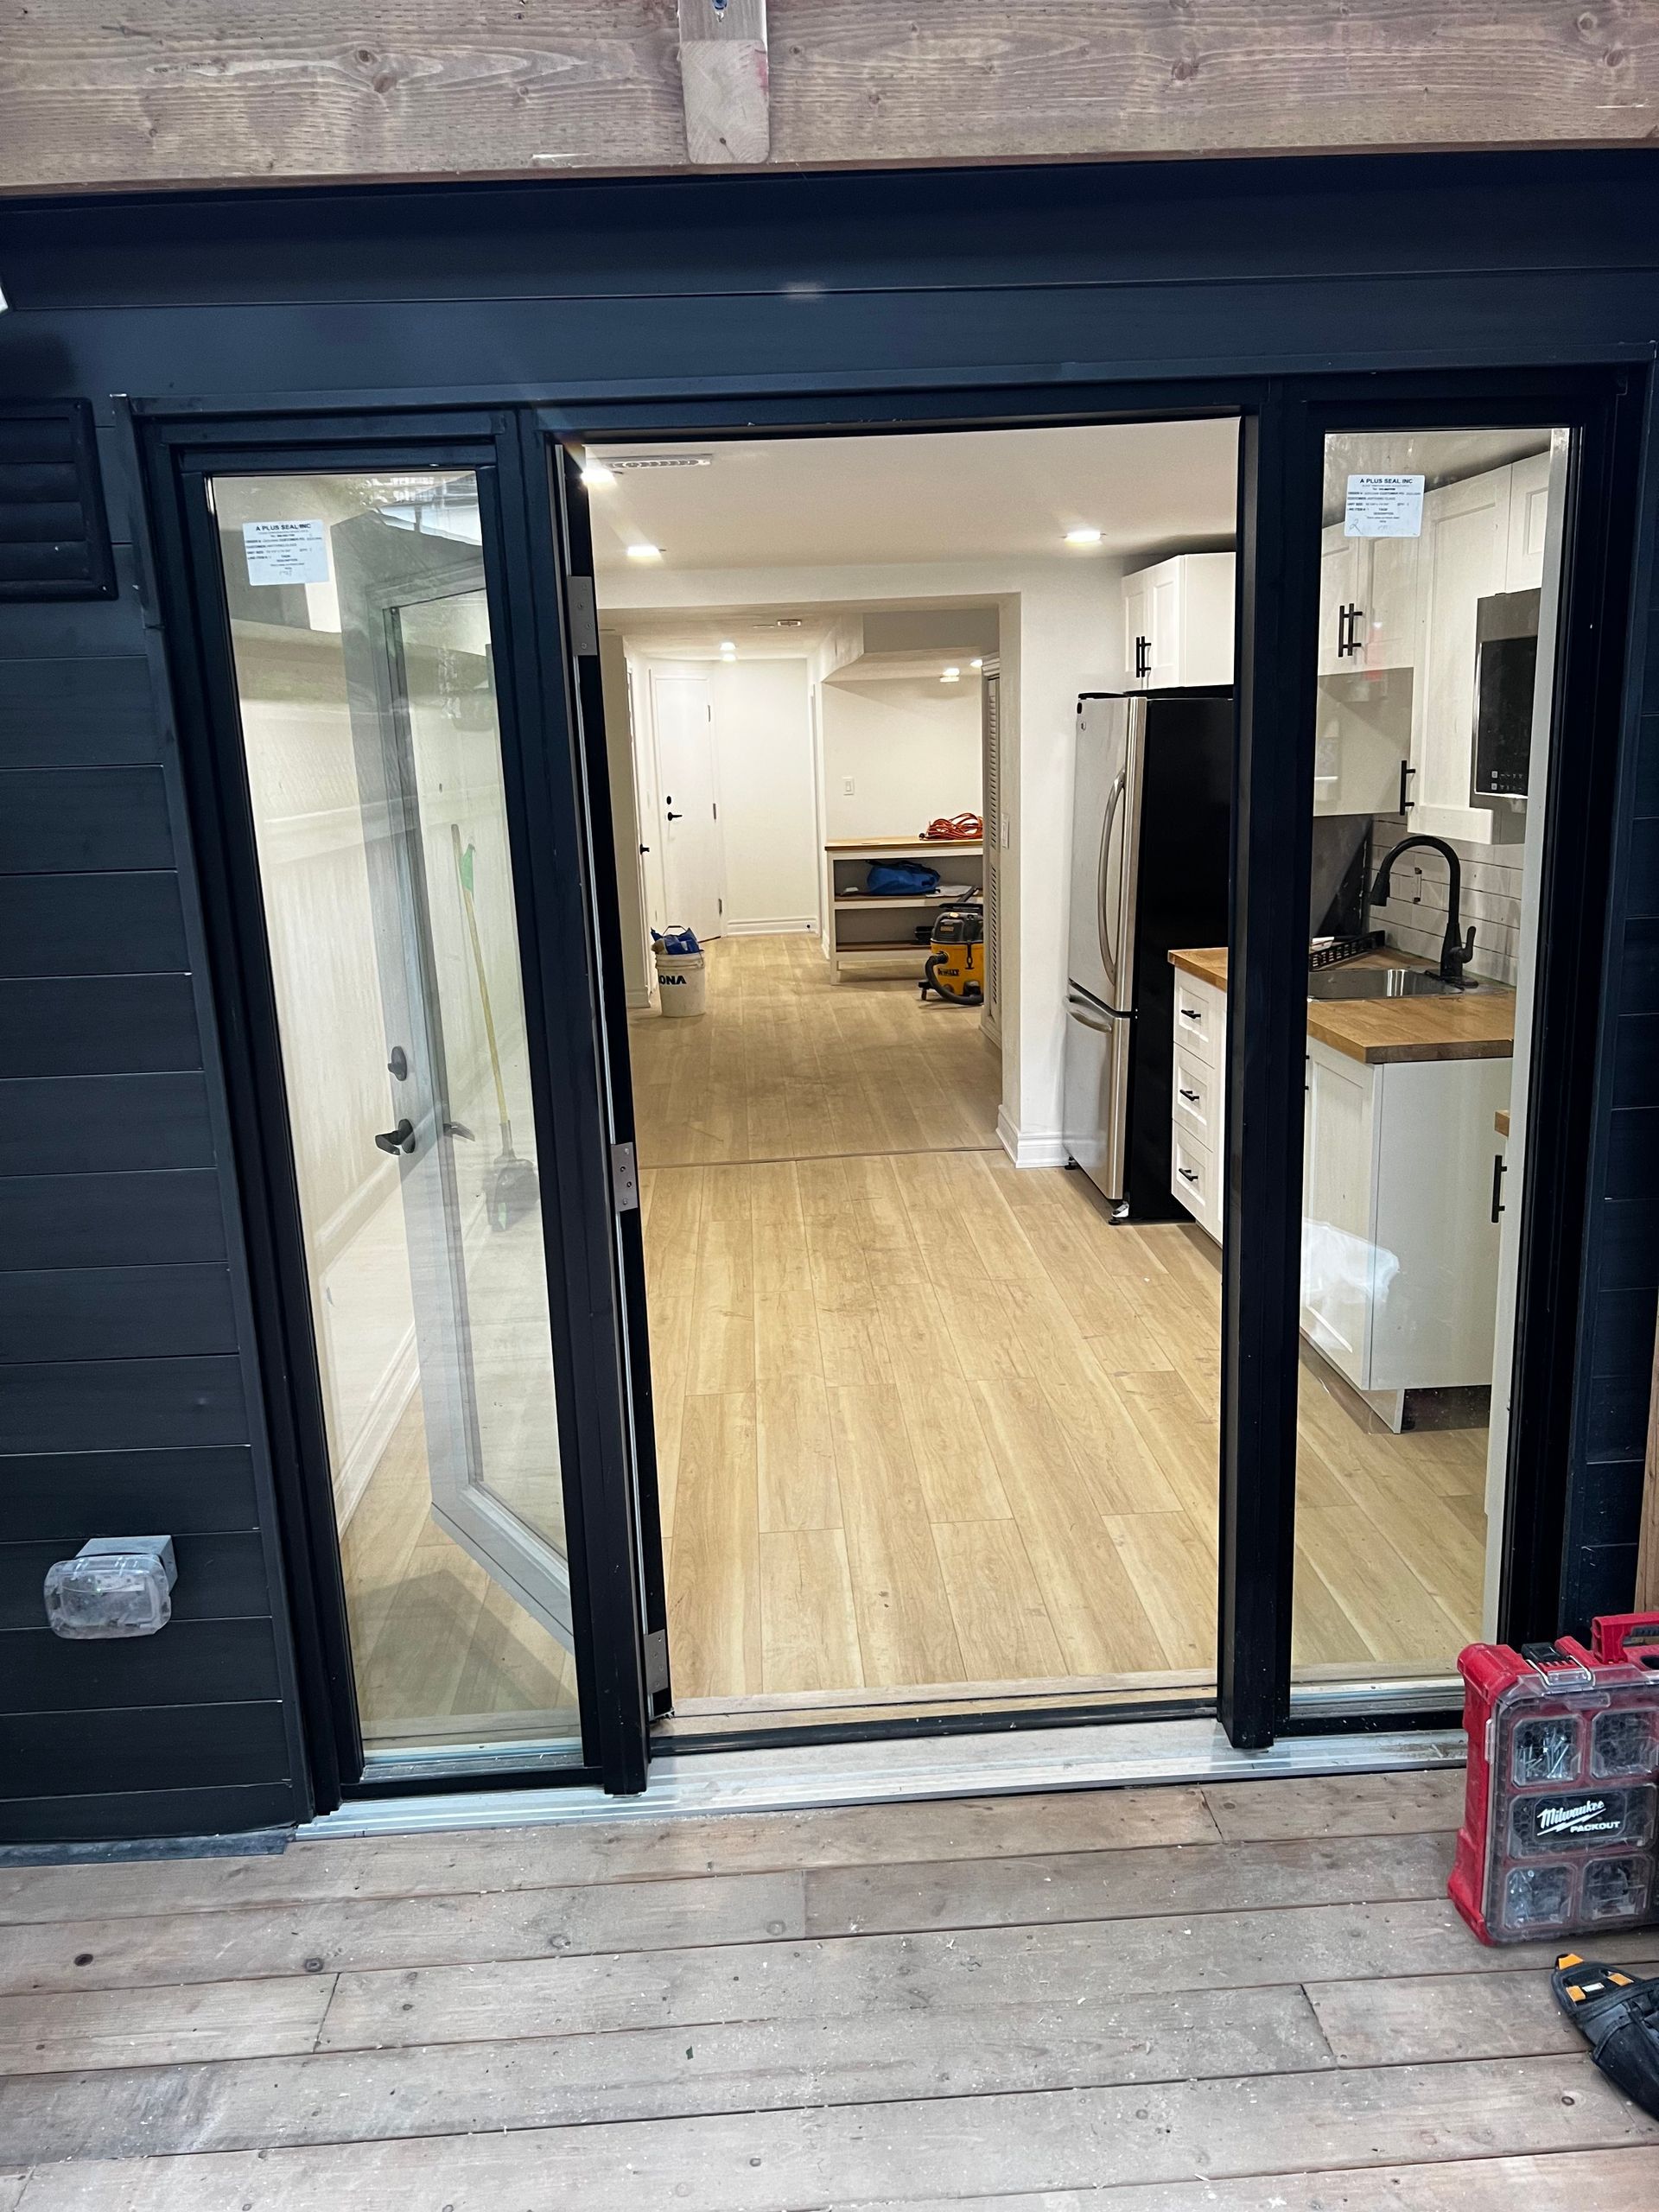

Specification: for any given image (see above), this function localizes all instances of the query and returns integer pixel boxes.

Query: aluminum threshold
[303,1716,1465,1840]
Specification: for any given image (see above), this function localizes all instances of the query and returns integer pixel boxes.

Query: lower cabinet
[1167,986,1512,1399]
[1300,1038,1510,1394]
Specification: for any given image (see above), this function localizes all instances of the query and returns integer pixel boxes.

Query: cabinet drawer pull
[1178,1166,1199,1184]
[1179,1087,1200,1103]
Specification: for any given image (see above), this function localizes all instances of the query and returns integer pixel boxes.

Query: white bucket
[654,946,707,1018]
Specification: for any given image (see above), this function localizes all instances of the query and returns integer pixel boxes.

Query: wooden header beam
[0,2,1655,197]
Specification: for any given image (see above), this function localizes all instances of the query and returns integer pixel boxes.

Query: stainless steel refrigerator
[1064,689,1233,1219]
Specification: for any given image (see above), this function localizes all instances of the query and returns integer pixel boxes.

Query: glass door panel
[210,469,579,1758]
[1289,426,1570,1686]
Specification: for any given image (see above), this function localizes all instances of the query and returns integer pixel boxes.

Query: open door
[158,434,663,1796]
[329,500,575,1652]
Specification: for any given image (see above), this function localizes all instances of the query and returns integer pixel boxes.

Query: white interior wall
[707,658,819,932]
[820,677,982,841]
[612,556,1126,1161]
[598,632,651,1004]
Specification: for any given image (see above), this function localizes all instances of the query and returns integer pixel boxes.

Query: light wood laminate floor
[2,1770,1655,2199]
[636,934,1490,1705]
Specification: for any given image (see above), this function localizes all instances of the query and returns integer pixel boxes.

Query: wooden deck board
[5,1772,1657,2198]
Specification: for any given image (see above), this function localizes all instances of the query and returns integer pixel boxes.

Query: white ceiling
[584,419,1241,576]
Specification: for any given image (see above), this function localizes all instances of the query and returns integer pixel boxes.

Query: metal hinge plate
[567,575,600,658]
[645,1628,670,1694]
[610,1139,639,1214]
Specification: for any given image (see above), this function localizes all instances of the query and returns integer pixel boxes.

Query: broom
[451,823,540,1231]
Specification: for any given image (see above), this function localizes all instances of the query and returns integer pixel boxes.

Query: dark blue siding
[0,451,299,1843]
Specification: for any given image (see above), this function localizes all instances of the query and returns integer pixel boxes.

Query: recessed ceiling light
[626,543,663,562]
[969,658,983,670]
[1065,527,1103,547]
[942,667,961,683]
[581,461,615,488]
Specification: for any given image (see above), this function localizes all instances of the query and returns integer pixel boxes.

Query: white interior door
[652,671,723,940]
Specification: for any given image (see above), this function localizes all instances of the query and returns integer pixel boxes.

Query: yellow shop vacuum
[918,901,985,1006]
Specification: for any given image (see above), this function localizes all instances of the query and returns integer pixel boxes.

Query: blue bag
[866,861,941,897]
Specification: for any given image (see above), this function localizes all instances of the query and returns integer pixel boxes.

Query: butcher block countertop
[1168,947,1516,1066]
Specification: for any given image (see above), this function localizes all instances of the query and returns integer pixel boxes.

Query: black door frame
[140,411,657,1803]
[133,358,1642,1805]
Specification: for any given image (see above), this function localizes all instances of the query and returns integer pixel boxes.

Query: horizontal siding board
[0,1355,246,1457]
[0,1778,298,1845]
[0,1267,237,1365]
[0,1618,280,1718]
[0,874,187,979]
[0,767,171,874]
[0,1171,225,1270]
[0,546,143,656]
[0,1075,214,1176]
[1604,1107,1659,1202]
[0,1447,258,1541]
[0,1702,289,1798]
[0,976,200,1078]
[1610,1013,1659,1109]
[1591,1283,1659,1378]
[0,1534,271,1632]
[1583,1373,1650,1464]
[0,658,154,769]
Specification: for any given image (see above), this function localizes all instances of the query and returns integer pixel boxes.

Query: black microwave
[1471,587,1540,803]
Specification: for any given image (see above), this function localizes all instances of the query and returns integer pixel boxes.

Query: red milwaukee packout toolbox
[1449,1618,1659,1945]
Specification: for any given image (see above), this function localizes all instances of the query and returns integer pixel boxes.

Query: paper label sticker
[242,519,330,586]
[1344,474,1425,539]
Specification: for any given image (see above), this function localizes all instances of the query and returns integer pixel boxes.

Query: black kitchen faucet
[1370,834,1476,987]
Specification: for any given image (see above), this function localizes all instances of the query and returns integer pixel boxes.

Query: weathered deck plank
[1200,1768,1465,1843]
[11,2058,1656,2210]
[0,1986,1330,2164]
[0,1786,1217,1924]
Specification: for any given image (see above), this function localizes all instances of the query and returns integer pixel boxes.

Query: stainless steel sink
[1307,967,1476,1000]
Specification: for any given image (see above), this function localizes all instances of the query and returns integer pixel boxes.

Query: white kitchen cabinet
[1407,464,1513,842]
[1167,966,1513,1398]
[1317,523,1418,677]
[1122,552,1235,689]
[1168,969,1226,1243]
[1504,449,1554,591]
[1299,1035,1510,1402]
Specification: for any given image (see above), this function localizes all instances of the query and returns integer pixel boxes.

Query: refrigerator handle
[1097,766,1127,988]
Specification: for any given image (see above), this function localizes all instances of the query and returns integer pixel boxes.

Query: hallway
[632,938,1488,1708]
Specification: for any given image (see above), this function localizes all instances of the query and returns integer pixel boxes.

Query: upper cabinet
[1504,449,1554,592]
[1408,453,1550,842]
[1317,524,1418,676]
[1122,551,1235,690]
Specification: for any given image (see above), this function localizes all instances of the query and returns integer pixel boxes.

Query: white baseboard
[625,983,652,1009]
[334,1328,420,1533]
[997,1106,1068,1169]
[724,915,819,938]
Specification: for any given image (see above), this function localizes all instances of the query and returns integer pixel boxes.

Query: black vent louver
[0,402,116,601]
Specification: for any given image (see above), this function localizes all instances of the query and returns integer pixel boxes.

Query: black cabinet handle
[1179,1006,1201,1020]
[1179,1087,1200,1103]
[1337,601,1364,658]
[1135,636,1151,679]
[1491,1154,1506,1224]
[1397,760,1415,815]
[374,1119,416,1156]
[1178,1166,1198,1183]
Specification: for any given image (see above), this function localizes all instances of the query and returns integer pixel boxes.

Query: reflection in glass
[1293,427,1569,1682]
[212,471,578,1758]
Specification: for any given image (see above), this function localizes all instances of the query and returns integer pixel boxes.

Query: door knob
[374,1119,416,1155]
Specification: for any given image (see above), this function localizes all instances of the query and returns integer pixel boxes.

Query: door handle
[639,842,651,854]
[374,1119,416,1155]
[1178,1005,1202,1022]
[1179,1087,1200,1103]
[666,810,684,821]
[1178,1166,1199,1184]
